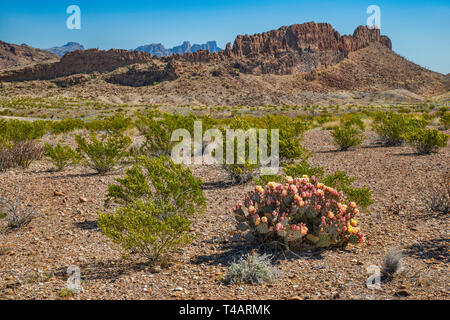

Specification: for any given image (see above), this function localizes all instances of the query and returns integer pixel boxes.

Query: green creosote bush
[75,131,131,174]
[135,110,198,157]
[222,115,309,184]
[85,113,132,134]
[0,119,47,143]
[331,116,365,151]
[44,143,80,171]
[401,128,448,154]
[48,118,84,134]
[99,156,205,262]
[372,111,428,146]
[98,201,192,263]
[224,253,280,284]
[440,112,450,130]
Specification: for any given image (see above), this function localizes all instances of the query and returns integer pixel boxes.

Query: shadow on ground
[405,236,449,263]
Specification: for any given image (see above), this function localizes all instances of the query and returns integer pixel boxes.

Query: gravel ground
[0,129,448,300]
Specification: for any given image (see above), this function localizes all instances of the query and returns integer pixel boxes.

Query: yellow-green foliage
[331,115,365,151]
[402,128,448,154]
[75,132,131,174]
[44,143,80,171]
[100,156,205,262]
[372,111,428,146]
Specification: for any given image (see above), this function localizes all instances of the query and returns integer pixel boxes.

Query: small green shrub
[44,143,80,171]
[331,117,365,151]
[322,171,373,209]
[75,132,131,174]
[99,201,192,262]
[0,119,47,143]
[48,118,84,134]
[372,112,428,146]
[440,112,450,130]
[225,253,280,284]
[402,128,448,154]
[106,155,205,215]
[136,111,197,157]
[85,114,132,134]
[100,156,205,262]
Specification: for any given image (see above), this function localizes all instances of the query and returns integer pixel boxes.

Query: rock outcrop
[0,40,59,70]
[184,22,392,75]
[0,49,153,82]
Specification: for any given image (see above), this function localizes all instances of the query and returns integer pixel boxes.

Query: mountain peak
[46,42,85,57]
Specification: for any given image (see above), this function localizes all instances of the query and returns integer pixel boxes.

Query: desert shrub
[382,249,403,278]
[224,253,280,284]
[44,143,80,171]
[106,155,205,215]
[100,156,205,262]
[221,117,261,184]
[259,114,309,163]
[322,171,373,209]
[99,201,192,262]
[372,112,428,146]
[85,114,132,134]
[136,111,197,157]
[441,112,450,130]
[48,118,85,134]
[222,116,309,184]
[0,119,47,143]
[75,132,131,174]
[233,176,365,250]
[0,194,40,229]
[0,140,45,170]
[425,171,449,214]
[401,128,448,154]
[331,117,365,151]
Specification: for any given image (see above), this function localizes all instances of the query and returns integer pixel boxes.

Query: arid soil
[0,128,448,300]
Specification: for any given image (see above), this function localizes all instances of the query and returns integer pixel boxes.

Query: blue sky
[0,0,449,73]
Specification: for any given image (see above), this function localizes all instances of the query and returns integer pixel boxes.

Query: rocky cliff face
[0,40,59,70]
[0,48,153,82]
[184,22,392,75]
[45,42,85,57]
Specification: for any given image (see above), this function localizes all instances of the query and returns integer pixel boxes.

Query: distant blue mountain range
[135,41,222,57]
[45,42,85,56]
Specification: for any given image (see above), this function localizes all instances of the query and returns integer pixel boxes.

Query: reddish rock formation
[0,49,153,82]
[0,40,59,70]
[185,22,392,75]
[0,22,395,82]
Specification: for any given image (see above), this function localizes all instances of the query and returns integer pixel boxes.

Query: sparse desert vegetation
[0,104,448,300]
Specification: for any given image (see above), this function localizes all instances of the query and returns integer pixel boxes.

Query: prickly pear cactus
[232,176,365,249]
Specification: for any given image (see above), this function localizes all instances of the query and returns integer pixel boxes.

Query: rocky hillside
[45,42,85,57]
[0,41,59,70]
[0,22,447,105]
[135,41,221,57]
